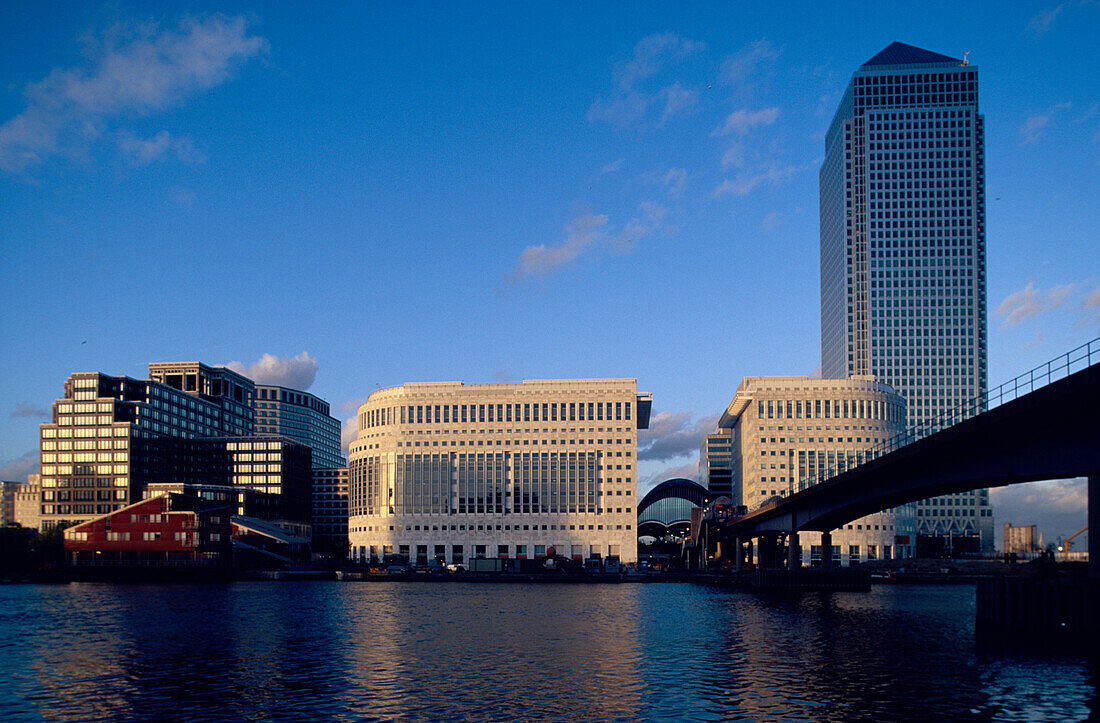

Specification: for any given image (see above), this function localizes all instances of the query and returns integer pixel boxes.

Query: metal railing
[803,336,1100,488]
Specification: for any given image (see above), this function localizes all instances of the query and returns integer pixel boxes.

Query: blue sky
[2,2,1097,546]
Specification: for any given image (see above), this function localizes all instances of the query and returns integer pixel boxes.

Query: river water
[0,582,1094,722]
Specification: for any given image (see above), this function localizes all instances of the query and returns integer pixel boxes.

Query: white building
[347,379,651,565]
[719,375,916,564]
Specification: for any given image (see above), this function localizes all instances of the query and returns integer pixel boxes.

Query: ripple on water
[0,582,1094,722]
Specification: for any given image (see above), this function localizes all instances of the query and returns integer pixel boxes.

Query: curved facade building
[348,379,652,565]
[637,478,711,539]
[720,375,916,563]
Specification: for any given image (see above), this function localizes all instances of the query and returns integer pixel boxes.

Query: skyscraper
[820,42,993,553]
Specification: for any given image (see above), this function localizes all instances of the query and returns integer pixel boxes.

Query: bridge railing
[802,337,1100,490]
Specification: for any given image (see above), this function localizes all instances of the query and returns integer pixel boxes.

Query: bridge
[698,339,1100,579]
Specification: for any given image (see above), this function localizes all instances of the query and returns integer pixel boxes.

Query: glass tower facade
[820,42,993,553]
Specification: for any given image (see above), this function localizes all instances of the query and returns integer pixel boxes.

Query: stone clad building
[347,379,651,565]
[719,375,916,564]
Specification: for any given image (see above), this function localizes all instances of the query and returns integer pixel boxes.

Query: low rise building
[348,378,651,565]
[13,475,40,530]
[62,492,232,566]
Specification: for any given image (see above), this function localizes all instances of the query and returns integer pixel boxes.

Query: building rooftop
[861,41,959,68]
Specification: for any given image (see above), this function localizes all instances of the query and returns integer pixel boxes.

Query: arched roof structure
[637,478,712,539]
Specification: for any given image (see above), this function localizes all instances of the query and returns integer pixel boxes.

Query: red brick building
[63,492,231,566]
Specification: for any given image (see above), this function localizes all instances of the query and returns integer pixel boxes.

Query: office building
[820,41,992,553]
[312,466,349,553]
[147,362,256,436]
[699,431,735,501]
[254,385,345,470]
[1003,523,1041,556]
[348,379,652,565]
[37,368,313,530]
[0,480,18,525]
[719,375,915,563]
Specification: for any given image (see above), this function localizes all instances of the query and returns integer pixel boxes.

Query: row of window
[362,400,633,429]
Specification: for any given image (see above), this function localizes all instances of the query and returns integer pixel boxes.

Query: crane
[1057,527,1088,553]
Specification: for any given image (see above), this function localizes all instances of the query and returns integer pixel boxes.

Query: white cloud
[1026,3,1068,38]
[1020,102,1073,144]
[341,414,358,454]
[507,203,670,281]
[995,282,1075,327]
[0,450,39,481]
[587,33,704,128]
[660,167,686,197]
[762,211,783,231]
[11,402,50,419]
[507,212,609,280]
[599,158,624,175]
[720,39,781,89]
[225,351,319,389]
[638,411,721,462]
[713,164,802,198]
[658,82,698,124]
[1082,285,1100,326]
[117,130,204,165]
[638,462,700,498]
[715,107,780,137]
[0,14,267,172]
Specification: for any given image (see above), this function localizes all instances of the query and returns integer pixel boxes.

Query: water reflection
[0,582,1094,722]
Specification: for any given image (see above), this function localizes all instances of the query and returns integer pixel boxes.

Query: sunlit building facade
[348,379,652,565]
[820,41,992,552]
[254,385,345,470]
[37,367,314,530]
[720,375,915,563]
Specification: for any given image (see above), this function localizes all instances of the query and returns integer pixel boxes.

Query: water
[0,582,1094,722]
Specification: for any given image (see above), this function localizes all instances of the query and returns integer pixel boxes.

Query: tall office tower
[254,385,345,469]
[820,42,992,554]
[348,379,651,566]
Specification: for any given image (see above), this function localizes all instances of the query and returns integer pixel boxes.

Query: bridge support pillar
[1090,474,1098,579]
[787,532,801,570]
[821,531,833,571]
[732,537,742,570]
[746,538,755,568]
[758,533,779,569]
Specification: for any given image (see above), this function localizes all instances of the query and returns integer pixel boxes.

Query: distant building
[254,385,345,469]
[719,375,914,564]
[62,492,232,566]
[312,467,348,551]
[698,431,735,501]
[637,478,712,541]
[348,379,651,565]
[1003,523,1040,556]
[0,480,18,525]
[13,475,40,530]
[819,41,992,554]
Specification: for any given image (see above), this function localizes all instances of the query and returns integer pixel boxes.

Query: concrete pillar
[1089,474,1098,579]
[732,536,742,570]
[821,530,833,571]
[746,538,755,568]
[787,531,801,570]
[759,533,778,569]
